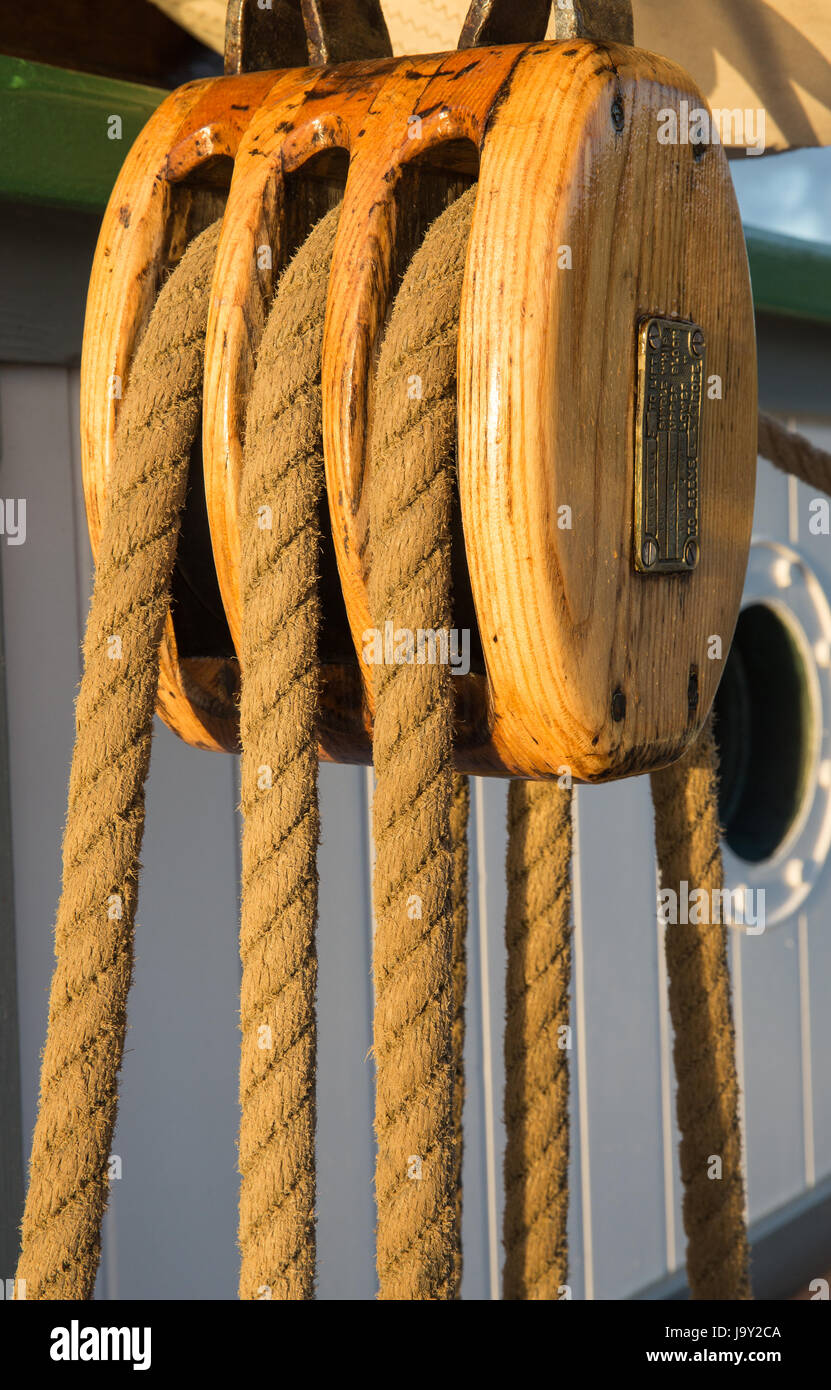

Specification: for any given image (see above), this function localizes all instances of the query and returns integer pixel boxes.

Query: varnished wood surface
[80,71,273,752]
[202,59,401,763]
[458,40,756,778]
[86,38,756,777]
[317,39,755,775]
[318,43,528,771]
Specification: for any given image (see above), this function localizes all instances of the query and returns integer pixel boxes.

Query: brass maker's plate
[634,316,704,573]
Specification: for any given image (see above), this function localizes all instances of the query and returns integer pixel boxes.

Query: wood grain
[80,71,273,753]
[458,40,756,778]
[203,60,399,763]
[87,38,756,777]
[320,39,755,776]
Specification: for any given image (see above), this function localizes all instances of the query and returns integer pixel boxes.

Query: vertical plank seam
[730,930,750,1221]
[571,788,594,1300]
[655,864,677,1273]
[798,912,816,1189]
[474,777,499,1300]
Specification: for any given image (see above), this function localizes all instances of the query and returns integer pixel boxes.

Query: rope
[367,186,477,1300]
[237,204,342,1300]
[15,220,221,1299]
[503,780,572,1300]
[450,771,469,1297]
[758,411,831,493]
[650,719,751,1300]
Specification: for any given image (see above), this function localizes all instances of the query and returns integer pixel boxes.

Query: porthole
[714,604,813,863]
[712,542,831,927]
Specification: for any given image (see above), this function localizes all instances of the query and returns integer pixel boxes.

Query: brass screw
[641,537,658,568]
[684,537,700,568]
[691,328,705,357]
[647,321,662,352]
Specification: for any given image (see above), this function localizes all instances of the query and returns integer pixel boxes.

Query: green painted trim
[2,57,831,329]
[745,226,831,328]
[0,56,166,213]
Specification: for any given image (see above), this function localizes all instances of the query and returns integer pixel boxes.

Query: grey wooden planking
[790,434,831,1192]
[739,925,806,1218]
[0,366,86,1222]
[0,511,23,1283]
[316,763,376,1300]
[575,776,667,1298]
[454,777,491,1299]
[102,724,242,1300]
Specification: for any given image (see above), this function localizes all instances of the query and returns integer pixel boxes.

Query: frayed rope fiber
[366,184,573,1300]
[650,720,751,1300]
[237,204,342,1301]
[503,779,572,1300]
[367,187,477,1299]
[16,221,222,1299]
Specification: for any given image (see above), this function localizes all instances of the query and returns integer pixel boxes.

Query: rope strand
[16,221,221,1299]
[237,205,342,1300]
[758,412,831,493]
[503,779,572,1300]
[650,720,751,1300]
[368,187,477,1299]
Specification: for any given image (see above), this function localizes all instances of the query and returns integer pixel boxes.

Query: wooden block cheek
[82,73,274,754]
[459,47,757,780]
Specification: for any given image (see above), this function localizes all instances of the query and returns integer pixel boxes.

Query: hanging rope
[237,205,343,1300]
[650,719,751,1300]
[503,779,572,1300]
[15,221,221,1299]
[350,182,573,1302]
[23,110,802,1308]
[367,186,477,1300]
[758,412,831,492]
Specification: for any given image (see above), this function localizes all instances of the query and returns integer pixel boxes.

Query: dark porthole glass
[713,603,814,864]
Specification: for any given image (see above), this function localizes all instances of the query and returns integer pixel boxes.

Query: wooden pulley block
[203,0,756,779]
[85,0,757,781]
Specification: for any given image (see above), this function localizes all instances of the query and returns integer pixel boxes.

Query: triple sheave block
[80,37,756,782]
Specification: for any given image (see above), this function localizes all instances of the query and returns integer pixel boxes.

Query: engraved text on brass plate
[634,316,704,574]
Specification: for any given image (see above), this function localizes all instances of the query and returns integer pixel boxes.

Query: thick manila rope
[366,184,572,1301]
[758,412,831,494]
[237,204,342,1301]
[16,221,222,1299]
[238,199,472,1301]
[503,779,572,1301]
[650,719,752,1300]
[367,187,478,1299]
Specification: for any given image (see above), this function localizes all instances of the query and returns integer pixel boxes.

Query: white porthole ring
[717,539,831,929]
